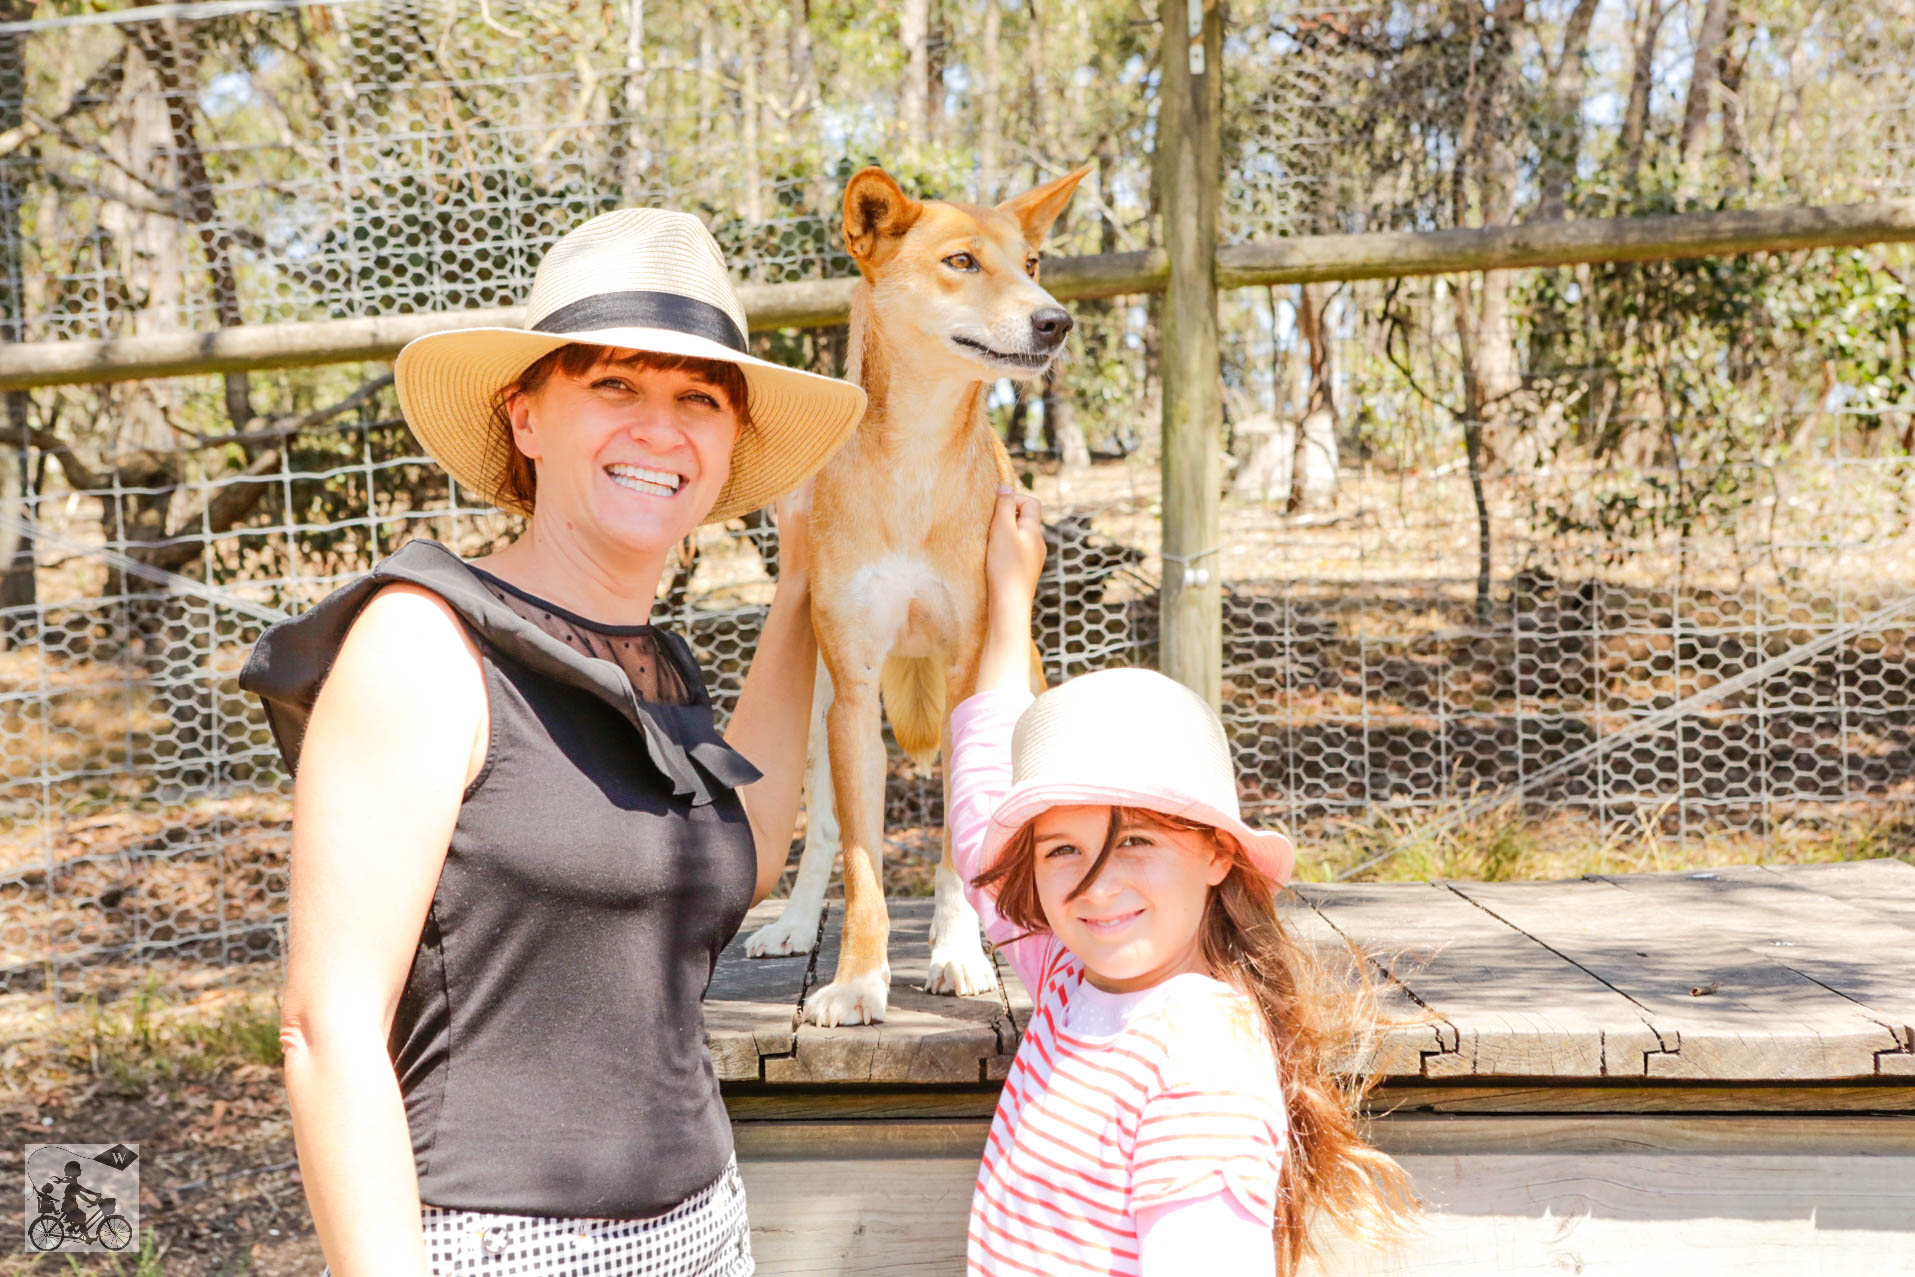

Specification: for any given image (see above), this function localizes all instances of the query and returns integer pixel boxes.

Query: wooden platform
[709,859,1915,1094]
[710,860,1915,1272]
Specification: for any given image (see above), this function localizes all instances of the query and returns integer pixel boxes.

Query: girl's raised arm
[948,486,1051,986]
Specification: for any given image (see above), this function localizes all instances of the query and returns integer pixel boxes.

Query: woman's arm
[725,484,820,903]
[279,584,487,1277]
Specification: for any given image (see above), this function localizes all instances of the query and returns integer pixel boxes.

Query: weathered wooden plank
[768,900,1015,1084]
[1761,857,1915,934]
[1448,876,1902,1080]
[1309,1142,1915,1274]
[724,1087,1003,1122]
[734,1120,987,1274]
[729,1115,1915,1275]
[725,1078,1915,1119]
[1296,881,1662,1079]
[986,941,1031,1083]
[1282,892,1446,1077]
[1597,865,1915,1074]
[1375,1081,1915,1115]
[1371,1112,1915,1155]
[705,900,811,1081]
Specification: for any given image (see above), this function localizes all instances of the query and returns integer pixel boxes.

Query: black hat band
[531,290,748,354]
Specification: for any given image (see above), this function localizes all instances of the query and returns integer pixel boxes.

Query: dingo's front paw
[803,968,891,1026]
[924,944,996,997]
[745,905,822,958]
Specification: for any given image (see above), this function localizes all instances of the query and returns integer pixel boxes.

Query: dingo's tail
[881,655,944,768]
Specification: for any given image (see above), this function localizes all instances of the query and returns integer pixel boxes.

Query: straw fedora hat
[393,207,866,523]
[979,668,1296,885]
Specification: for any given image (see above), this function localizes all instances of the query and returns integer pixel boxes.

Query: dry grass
[1292,799,1915,884]
[1,976,304,1277]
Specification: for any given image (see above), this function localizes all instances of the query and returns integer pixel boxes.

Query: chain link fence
[0,0,1911,1005]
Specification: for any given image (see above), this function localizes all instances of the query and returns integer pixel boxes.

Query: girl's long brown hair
[975,806,1419,1274]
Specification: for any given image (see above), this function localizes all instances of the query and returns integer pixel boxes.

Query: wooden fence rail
[4,200,1912,391]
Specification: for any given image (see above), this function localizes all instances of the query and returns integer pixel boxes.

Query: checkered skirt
[321,1155,752,1277]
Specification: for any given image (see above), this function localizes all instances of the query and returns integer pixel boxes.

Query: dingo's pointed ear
[842,167,924,267]
[997,163,1095,246]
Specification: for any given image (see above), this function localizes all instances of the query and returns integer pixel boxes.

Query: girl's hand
[773,477,813,584]
[985,485,1046,619]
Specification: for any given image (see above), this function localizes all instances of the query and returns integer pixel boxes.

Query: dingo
[746,163,1092,1025]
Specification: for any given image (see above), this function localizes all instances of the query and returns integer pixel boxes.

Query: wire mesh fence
[0,0,1911,1006]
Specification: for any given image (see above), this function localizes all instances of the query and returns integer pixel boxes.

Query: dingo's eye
[1025,256,1039,277]
[943,252,979,272]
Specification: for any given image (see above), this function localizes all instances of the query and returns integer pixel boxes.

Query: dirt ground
[3,1023,314,1276]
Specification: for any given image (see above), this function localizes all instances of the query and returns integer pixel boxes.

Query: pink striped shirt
[949,689,1288,1277]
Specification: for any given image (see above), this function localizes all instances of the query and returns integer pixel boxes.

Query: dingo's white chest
[846,554,954,658]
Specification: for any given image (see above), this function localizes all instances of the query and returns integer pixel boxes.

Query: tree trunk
[979,0,1001,200]
[1620,0,1669,188]
[1025,0,1050,175]
[1228,414,1294,505]
[1537,0,1601,218]
[131,12,255,432]
[100,36,185,535]
[0,399,34,648]
[789,0,816,117]
[1717,17,1751,185]
[1680,0,1733,178]
[927,0,948,145]
[621,0,647,200]
[1044,374,1091,474]
[1007,381,1031,453]
[742,28,764,228]
[697,20,717,203]
[901,0,930,149]
[0,4,36,645]
[1454,278,1496,626]
[1287,282,1337,512]
[1268,285,1294,419]
[1448,0,1527,470]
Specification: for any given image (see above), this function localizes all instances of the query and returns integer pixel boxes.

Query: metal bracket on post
[1162,545,1220,589]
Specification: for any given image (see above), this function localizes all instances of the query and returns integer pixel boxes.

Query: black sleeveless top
[240,539,763,1218]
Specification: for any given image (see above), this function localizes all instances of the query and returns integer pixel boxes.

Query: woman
[241,208,865,1277]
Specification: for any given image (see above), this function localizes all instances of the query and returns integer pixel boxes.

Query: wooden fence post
[1156,0,1224,707]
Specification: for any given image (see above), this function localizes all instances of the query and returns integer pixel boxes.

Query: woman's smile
[603,462,686,499]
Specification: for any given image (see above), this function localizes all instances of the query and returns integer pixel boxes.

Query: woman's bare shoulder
[345,582,480,664]
[313,582,486,734]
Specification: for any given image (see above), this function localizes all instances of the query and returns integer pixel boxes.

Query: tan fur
[801,163,1091,1024]
[881,655,945,767]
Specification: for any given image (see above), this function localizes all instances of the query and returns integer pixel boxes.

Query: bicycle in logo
[27,1174,133,1252]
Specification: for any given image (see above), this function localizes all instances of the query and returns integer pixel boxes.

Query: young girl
[948,487,1415,1276]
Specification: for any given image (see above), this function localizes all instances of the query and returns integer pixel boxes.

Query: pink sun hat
[978,667,1296,885]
